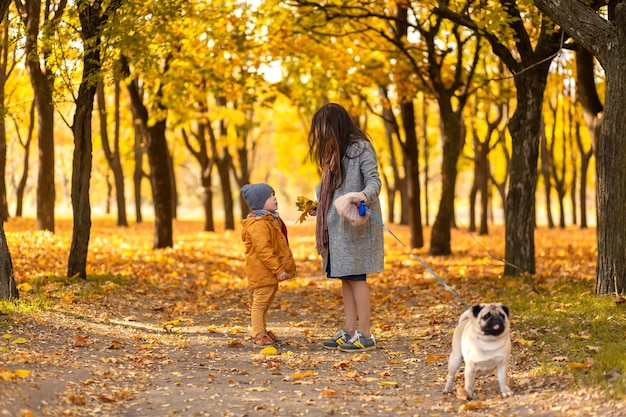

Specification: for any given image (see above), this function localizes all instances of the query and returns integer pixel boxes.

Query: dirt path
[2,282,624,417]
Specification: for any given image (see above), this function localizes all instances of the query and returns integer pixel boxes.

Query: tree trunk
[211,98,235,230]
[146,119,174,248]
[167,148,177,220]
[395,5,423,246]
[595,63,626,294]
[575,47,601,230]
[16,0,60,233]
[594,9,626,295]
[130,86,145,224]
[421,94,430,227]
[216,151,234,229]
[429,99,463,256]
[0,0,10,23]
[67,88,93,278]
[472,127,490,236]
[201,157,215,232]
[0,18,10,221]
[400,100,423,249]
[35,96,55,231]
[504,67,551,276]
[577,124,593,229]
[181,121,214,232]
[540,118,555,228]
[123,59,173,248]
[567,97,578,227]
[533,0,626,295]
[97,81,128,227]
[378,86,401,225]
[68,0,123,278]
[14,101,34,217]
[0,221,17,300]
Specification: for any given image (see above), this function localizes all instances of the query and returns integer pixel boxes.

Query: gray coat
[321,140,384,277]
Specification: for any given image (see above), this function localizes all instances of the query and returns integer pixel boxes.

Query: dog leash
[359,201,471,310]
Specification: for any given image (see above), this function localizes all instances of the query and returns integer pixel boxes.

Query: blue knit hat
[241,183,274,210]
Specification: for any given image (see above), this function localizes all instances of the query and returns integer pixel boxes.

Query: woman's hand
[277,271,290,281]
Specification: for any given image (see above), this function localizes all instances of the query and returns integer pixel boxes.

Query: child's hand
[277,272,289,281]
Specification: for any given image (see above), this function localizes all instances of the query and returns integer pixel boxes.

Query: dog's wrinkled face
[472,304,509,337]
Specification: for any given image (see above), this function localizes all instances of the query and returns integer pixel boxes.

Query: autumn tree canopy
[0,0,622,297]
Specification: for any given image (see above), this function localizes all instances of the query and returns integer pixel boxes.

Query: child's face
[262,192,278,212]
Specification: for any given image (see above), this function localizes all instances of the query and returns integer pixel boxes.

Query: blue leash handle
[358,201,471,310]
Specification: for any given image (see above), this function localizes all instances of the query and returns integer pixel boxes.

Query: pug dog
[443,303,513,400]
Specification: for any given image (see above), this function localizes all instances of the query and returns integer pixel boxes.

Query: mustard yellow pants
[250,284,278,338]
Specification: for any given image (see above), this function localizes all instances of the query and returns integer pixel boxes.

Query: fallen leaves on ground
[0,218,622,416]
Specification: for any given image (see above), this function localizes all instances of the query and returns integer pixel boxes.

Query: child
[240,183,297,347]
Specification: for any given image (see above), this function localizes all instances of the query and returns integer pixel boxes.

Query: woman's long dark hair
[307,103,370,189]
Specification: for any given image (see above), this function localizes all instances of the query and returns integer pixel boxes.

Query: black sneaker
[338,331,376,352]
[322,330,350,350]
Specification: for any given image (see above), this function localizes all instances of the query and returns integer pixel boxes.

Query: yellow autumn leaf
[108,340,123,349]
[17,282,32,292]
[516,337,534,346]
[295,196,317,224]
[380,294,393,303]
[260,346,278,355]
[0,368,14,381]
[13,369,31,378]
[206,325,222,333]
[426,353,446,363]
[460,401,486,411]
[10,338,28,345]
[292,370,314,379]
[2,333,11,339]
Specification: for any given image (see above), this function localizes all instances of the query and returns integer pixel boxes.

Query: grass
[1,274,129,317]
[508,278,626,399]
[0,296,50,316]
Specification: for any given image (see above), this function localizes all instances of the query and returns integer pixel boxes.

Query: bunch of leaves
[295,195,317,224]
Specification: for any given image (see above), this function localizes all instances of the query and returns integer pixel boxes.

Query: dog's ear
[472,305,483,317]
[502,306,510,317]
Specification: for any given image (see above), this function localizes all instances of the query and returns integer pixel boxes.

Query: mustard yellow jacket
[241,212,298,289]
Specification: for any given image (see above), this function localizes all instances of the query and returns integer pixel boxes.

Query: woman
[308,102,384,352]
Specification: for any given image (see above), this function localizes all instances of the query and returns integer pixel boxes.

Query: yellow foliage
[295,196,317,224]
